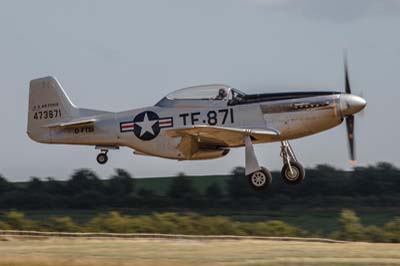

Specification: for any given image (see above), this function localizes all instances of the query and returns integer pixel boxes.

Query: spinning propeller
[344,57,355,164]
[342,56,366,166]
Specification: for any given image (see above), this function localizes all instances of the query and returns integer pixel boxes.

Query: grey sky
[248,0,400,21]
[0,0,399,181]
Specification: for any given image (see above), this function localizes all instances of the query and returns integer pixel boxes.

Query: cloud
[245,0,400,21]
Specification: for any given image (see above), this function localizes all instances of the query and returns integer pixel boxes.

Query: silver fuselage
[45,92,346,160]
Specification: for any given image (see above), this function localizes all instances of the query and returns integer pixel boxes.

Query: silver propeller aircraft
[27,62,366,190]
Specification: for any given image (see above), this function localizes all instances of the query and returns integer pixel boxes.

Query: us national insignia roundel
[120,111,173,141]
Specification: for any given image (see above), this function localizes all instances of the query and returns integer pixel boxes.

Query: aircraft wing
[166,125,280,148]
[42,118,96,128]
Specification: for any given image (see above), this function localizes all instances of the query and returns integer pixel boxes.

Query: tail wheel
[96,153,108,165]
[281,161,305,185]
[247,167,272,191]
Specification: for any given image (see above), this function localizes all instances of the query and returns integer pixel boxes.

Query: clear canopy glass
[165,85,231,100]
[155,84,246,107]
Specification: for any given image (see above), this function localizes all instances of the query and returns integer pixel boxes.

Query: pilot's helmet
[218,88,227,99]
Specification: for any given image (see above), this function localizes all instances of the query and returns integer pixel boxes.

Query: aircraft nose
[340,94,367,116]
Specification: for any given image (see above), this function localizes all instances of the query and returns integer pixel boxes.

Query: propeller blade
[344,54,351,94]
[345,115,356,164]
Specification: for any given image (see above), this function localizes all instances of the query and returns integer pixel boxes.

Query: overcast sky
[1,0,399,181]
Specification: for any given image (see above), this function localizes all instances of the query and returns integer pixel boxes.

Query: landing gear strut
[280,141,305,184]
[244,136,272,191]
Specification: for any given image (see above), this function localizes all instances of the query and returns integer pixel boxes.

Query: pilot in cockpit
[215,88,228,100]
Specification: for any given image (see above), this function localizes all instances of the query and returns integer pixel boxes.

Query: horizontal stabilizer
[43,118,96,128]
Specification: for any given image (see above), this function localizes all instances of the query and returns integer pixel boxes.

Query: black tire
[96,153,108,165]
[281,161,305,185]
[247,167,272,191]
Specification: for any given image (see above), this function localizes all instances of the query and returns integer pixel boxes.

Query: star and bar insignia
[120,111,173,141]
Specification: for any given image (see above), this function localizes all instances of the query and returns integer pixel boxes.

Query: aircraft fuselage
[47,92,349,160]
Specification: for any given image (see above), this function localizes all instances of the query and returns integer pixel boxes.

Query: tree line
[0,162,399,210]
[1,209,400,243]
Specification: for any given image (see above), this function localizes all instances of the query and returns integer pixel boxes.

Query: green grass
[0,237,400,266]
[20,208,400,234]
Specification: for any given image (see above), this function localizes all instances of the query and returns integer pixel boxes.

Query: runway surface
[1,236,400,266]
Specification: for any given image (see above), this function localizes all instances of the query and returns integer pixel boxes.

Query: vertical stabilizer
[27,76,79,143]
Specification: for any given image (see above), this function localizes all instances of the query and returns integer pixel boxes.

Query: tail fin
[27,76,79,143]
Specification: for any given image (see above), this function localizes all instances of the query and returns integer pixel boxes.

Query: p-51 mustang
[27,63,366,190]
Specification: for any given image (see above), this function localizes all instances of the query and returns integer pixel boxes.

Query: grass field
[22,207,400,233]
[0,237,400,266]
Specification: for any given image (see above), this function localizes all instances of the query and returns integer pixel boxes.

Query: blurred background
[0,0,399,180]
[0,0,400,247]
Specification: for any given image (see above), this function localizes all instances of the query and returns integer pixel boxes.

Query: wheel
[96,153,108,165]
[247,167,272,191]
[281,161,305,185]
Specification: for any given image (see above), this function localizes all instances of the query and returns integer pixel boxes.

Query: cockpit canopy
[166,84,230,100]
[155,84,246,108]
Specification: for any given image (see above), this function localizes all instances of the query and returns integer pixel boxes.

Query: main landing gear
[244,137,305,191]
[280,141,305,185]
[245,136,272,191]
[95,146,119,165]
